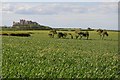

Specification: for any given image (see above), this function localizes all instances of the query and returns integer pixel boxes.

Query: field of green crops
[1,30,119,78]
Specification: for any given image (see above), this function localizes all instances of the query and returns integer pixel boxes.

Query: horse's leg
[102,35,104,40]
[76,35,79,39]
[71,35,73,39]
[100,35,102,39]
[87,36,89,40]
[80,35,82,39]
[76,36,77,39]
[53,34,54,38]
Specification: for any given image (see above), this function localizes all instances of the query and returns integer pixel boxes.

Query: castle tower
[13,21,16,26]
[20,19,25,25]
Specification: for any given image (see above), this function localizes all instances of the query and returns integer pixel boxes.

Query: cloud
[2,3,13,11]
[96,3,118,14]
[2,2,118,30]
[2,0,120,2]
[2,2,118,15]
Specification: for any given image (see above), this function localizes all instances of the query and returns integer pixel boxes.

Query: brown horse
[97,29,108,39]
[57,32,67,38]
[48,29,57,38]
[75,31,89,40]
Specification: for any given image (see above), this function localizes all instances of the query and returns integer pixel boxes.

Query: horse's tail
[106,33,108,36]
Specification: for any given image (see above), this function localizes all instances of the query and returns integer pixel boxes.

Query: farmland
[1,30,119,78]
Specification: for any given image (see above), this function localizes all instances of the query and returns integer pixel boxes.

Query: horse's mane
[97,29,103,33]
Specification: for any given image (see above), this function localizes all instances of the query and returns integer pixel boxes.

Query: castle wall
[13,19,39,26]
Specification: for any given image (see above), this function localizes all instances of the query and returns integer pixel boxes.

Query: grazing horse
[48,29,57,38]
[79,31,89,40]
[97,29,108,39]
[76,31,89,40]
[57,32,67,38]
[75,31,89,39]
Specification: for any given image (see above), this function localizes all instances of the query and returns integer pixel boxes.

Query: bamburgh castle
[13,19,38,26]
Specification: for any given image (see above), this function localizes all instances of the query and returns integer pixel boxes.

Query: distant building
[13,19,39,26]
[12,19,52,30]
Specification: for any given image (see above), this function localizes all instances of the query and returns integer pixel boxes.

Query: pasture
[2,30,119,78]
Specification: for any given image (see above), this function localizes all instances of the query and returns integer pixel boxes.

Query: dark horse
[97,29,108,39]
[57,32,67,38]
[76,31,89,40]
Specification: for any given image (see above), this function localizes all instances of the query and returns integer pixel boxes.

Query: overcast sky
[1,0,119,2]
[0,0,119,30]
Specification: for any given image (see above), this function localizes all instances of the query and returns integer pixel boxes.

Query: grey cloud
[2,2,118,15]
[2,3,14,12]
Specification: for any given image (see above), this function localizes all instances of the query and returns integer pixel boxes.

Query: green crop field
[1,30,119,78]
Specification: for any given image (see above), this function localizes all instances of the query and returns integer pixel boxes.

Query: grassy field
[1,30,119,78]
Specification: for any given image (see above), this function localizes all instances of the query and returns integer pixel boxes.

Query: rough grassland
[2,30,119,78]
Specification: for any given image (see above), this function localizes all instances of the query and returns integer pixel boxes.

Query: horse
[57,32,67,38]
[96,29,108,39]
[75,31,89,40]
[48,29,57,38]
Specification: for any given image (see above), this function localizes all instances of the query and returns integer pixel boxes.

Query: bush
[10,33,31,37]
[0,33,9,36]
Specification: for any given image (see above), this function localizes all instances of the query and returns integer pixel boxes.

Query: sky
[1,0,119,2]
[0,0,119,30]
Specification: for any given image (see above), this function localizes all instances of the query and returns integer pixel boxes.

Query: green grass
[2,30,119,78]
